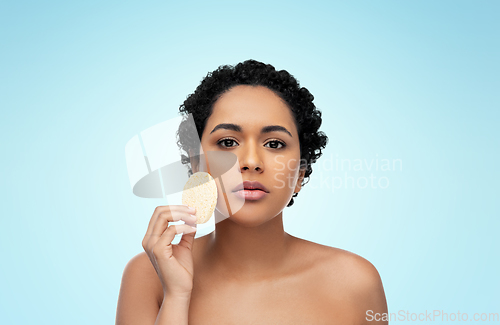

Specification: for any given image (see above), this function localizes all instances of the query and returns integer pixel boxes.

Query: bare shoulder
[123,252,157,281]
[116,252,164,324]
[290,236,388,323]
[124,250,152,270]
[325,246,382,288]
[124,251,163,303]
[293,237,383,286]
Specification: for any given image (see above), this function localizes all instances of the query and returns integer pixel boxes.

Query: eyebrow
[209,123,293,138]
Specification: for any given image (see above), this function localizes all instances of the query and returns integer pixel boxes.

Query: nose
[239,140,263,173]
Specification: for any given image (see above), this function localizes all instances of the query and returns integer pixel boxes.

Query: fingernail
[187,206,196,213]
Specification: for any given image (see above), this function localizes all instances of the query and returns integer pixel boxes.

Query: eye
[265,139,286,149]
[217,137,239,148]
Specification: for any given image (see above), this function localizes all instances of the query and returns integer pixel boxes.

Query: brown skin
[116,85,388,324]
[192,85,306,278]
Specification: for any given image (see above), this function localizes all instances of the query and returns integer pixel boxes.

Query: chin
[227,205,284,227]
[224,214,272,228]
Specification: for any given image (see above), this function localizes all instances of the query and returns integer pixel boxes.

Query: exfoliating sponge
[182,172,218,224]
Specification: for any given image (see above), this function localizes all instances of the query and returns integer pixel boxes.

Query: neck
[203,210,293,281]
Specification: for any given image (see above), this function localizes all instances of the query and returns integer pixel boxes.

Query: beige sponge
[182,172,218,224]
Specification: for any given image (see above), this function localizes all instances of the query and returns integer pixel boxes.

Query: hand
[142,205,198,298]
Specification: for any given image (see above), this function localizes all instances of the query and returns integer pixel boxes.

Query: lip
[233,189,268,201]
[232,180,269,193]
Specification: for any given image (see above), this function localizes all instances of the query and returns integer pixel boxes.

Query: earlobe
[188,149,200,174]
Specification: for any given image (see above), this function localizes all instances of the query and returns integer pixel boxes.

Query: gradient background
[1,1,498,324]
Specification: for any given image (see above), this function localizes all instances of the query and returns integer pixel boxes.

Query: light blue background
[1,1,498,324]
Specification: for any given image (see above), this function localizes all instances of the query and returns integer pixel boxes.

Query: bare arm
[358,262,388,325]
[321,248,388,324]
[116,252,161,324]
[346,253,388,325]
[115,252,191,325]
[116,205,198,324]
[155,294,191,325]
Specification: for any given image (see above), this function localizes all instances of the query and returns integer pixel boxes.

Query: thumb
[178,229,196,251]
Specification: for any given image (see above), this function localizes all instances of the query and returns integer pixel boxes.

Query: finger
[144,206,170,241]
[151,209,196,239]
[178,225,197,251]
[143,205,195,247]
[167,207,198,226]
[154,224,197,259]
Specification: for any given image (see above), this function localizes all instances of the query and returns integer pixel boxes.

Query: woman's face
[196,85,305,227]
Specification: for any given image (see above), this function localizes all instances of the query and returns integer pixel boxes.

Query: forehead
[206,85,297,135]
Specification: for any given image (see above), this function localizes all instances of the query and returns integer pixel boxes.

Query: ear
[188,149,200,174]
[294,168,306,194]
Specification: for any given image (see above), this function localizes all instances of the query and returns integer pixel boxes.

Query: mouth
[232,180,269,193]
[232,180,269,201]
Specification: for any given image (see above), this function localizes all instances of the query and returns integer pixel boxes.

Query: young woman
[116,60,388,324]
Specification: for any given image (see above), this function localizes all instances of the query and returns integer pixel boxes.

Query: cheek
[270,157,301,191]
[212,164,246,220]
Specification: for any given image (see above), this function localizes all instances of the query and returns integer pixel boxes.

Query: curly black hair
[176,59,328,207]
